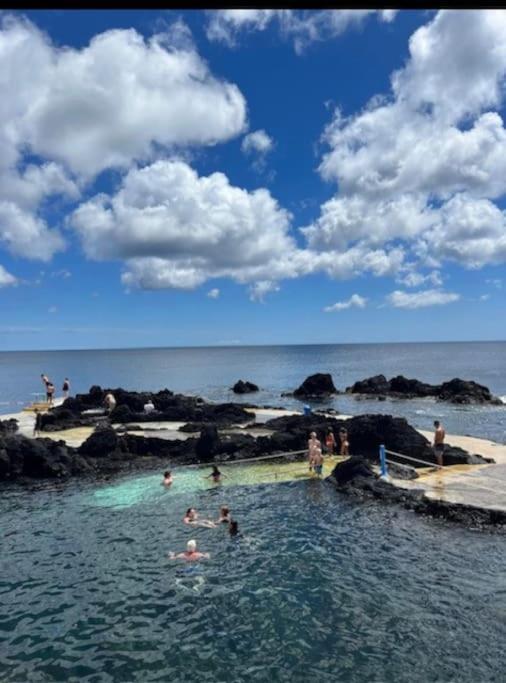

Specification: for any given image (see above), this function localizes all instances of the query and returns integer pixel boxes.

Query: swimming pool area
[1,463,506,682]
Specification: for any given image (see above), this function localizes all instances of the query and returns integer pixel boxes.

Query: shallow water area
[2,463,506,683]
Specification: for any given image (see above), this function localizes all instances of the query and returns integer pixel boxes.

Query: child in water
[183,508,216,528]
[312,447,324,477]
[162,471,173,487]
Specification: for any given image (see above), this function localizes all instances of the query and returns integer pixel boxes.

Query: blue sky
[0,9,505,350]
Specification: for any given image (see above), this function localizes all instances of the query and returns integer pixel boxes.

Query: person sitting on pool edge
[217,505,231,524]
[183,507,216,528]
[162,471,173,487]
[312,447,324,477]
[169,539,210,561]
[205,465,226,483]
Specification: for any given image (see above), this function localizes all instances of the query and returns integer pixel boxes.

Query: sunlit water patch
[1,470,506,682]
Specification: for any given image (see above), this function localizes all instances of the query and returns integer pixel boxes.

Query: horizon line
[1,339,505,353]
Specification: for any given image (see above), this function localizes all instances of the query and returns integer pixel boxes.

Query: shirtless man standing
[433,420,445,467]
[307,431,321,471]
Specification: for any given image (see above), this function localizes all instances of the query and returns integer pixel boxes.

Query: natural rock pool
[1,466,505,682]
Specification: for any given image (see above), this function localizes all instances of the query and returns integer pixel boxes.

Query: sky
[0,8,505,350]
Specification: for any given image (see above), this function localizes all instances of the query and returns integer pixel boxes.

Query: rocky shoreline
[1,378,503,529]
[329,457,506,532]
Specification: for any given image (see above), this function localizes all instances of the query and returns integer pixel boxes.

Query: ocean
[0,341,505,442]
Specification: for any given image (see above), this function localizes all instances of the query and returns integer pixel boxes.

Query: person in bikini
[339,428,349,456]
[325,428,336,455]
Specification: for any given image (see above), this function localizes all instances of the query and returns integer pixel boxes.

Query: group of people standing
[307,426,350,476]
[40,374,70,406]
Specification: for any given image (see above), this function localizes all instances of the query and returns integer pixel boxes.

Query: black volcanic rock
[346,374,503,405]
[195,425,220,462]
[347,374,390,395]
[232,380,259,394]
[438,378,502,405]
[293,373,338,398]
[0,419,18,434]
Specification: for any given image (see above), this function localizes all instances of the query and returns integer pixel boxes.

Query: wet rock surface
[232,380,259,394]
[292,373,339,398]
[0,419,18,435]
[346,374,503,405]
[328,456,506,531]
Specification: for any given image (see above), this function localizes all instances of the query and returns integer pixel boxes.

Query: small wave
[499,396,506,405]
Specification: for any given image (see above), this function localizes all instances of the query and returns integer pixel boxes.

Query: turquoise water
[1,469,506,682]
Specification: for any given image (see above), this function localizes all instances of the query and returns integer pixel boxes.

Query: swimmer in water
[183,507,216,528]
[162,471,173,487]
[169,539,210,561]
[205,465,226,484]
[217,505,231,524]
[228,519,240,536]
[312,447,324,477]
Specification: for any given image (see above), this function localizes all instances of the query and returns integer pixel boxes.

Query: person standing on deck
[308,431,321,471]
[339,428,349,456]
[312,447,324,477]
[46,381,55,407]
[433,420,445,467]
[62,378,70,399]
[325,428,336,455]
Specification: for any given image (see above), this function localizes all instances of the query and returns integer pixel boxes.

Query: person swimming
[228,519,239,536]
[169,539,210,562]
[183,507,216,528]
[162,471,173,487]
[217,505,231,524]
[205,465,226,483]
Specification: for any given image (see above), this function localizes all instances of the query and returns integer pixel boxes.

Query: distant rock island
[346,374,503,405]
[232,380,259,394]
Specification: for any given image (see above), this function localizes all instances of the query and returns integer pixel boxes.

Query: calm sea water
[1,470,506,682]
[0,342,505,442]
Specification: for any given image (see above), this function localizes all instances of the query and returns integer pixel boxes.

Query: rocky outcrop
[37,386,254,432]
[329,457,506,530]
[292,373,338,398]
[265,412,491,467]
[346,374,503,405]
[0,418,18,434]
[232,380,259,394]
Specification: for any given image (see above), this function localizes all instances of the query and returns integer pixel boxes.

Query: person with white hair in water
[169,540,210,561]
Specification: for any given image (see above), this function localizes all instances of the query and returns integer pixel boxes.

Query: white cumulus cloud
[206,9,397,53]
[249,280,280,302]
[387,289,460,309]
[324,293,367,312]
[0,265,18,287]
[207,288,220,299]
[305,9,506,279]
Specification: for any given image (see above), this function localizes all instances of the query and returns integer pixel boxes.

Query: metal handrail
[385,448,442,469]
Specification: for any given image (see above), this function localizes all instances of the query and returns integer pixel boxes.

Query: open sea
[0,341,505,442]
[1,342,506,682]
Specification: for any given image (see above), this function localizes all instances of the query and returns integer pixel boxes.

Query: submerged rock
[232,380,259,394]
[292,373,338,398]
